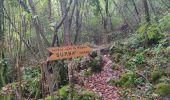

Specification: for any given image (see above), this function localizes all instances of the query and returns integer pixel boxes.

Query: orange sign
[47,45,93,61]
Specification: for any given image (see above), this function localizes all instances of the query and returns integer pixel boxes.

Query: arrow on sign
[47,45,93,61]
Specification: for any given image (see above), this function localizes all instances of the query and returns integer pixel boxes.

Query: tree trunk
[143,0,150,23]
[142,0,150,47]
[60,0,71,45]
[28,1,54,100]
[74,0,82,44]
[131,0,141,23]
[0,0,4,39]
[28,0,49,47]
[48,0,52,21]
[102,0,109,44]
[104,0,108,32]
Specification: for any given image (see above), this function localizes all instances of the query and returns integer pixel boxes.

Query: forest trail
[78,55,124,100]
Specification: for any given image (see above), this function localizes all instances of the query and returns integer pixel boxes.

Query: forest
[0,0,170,100]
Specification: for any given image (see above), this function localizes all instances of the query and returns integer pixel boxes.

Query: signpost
[47,45,93,100]
[47,45,93,61]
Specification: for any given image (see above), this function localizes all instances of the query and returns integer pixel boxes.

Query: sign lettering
[47,45,93,61]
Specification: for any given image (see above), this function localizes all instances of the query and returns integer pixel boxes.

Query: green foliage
[59,85,69,99]
[22,67,41,98]
[22,67,41,80]
[126,33,144,48]
[145,83,154,99]
[0,56,11,88]
[44,85,100,100]
[133,53,144,64]
[89,0,102,16]
[134,77,145,86]
[155,83,170,96]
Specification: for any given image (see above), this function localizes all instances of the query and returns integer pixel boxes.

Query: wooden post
[68,59,74,100]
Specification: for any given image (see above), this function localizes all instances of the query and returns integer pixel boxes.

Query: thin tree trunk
[74,0,82,44]
[48,0,52,21]
[28,1,54,100]
[148,0,156,16]
[0,0,4,39]
[60,0,73,45]
[142,0,150,47]
[143,0,150,23]
[131,0,141,23]
[28,0,49,46]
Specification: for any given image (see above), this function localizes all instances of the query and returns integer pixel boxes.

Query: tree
[0,0,4,40]
[131,0,141,23]
[143,0,150,23]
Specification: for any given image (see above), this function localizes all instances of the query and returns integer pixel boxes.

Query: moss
[108,72,138,87]
[151,67,165,82]
[165,67,170,76]
[155,83,170,96]
[166,46,170,54]
[157,76,169,83]
[124,60,133,68]
[130,96,137,100]
[78,90,99,100]
[107,78,122,87]
[83,69,93,76]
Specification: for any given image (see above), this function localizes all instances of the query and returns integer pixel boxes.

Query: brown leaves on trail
[77,55,124,100]
[0,81,27,96]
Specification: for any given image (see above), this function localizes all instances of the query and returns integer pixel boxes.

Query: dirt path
[78,55,124,100]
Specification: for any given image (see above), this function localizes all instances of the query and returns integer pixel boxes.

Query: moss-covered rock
[89,56,102,72]
[155,83,170,96]
[119,72,137,87]
[151,67,165,82]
